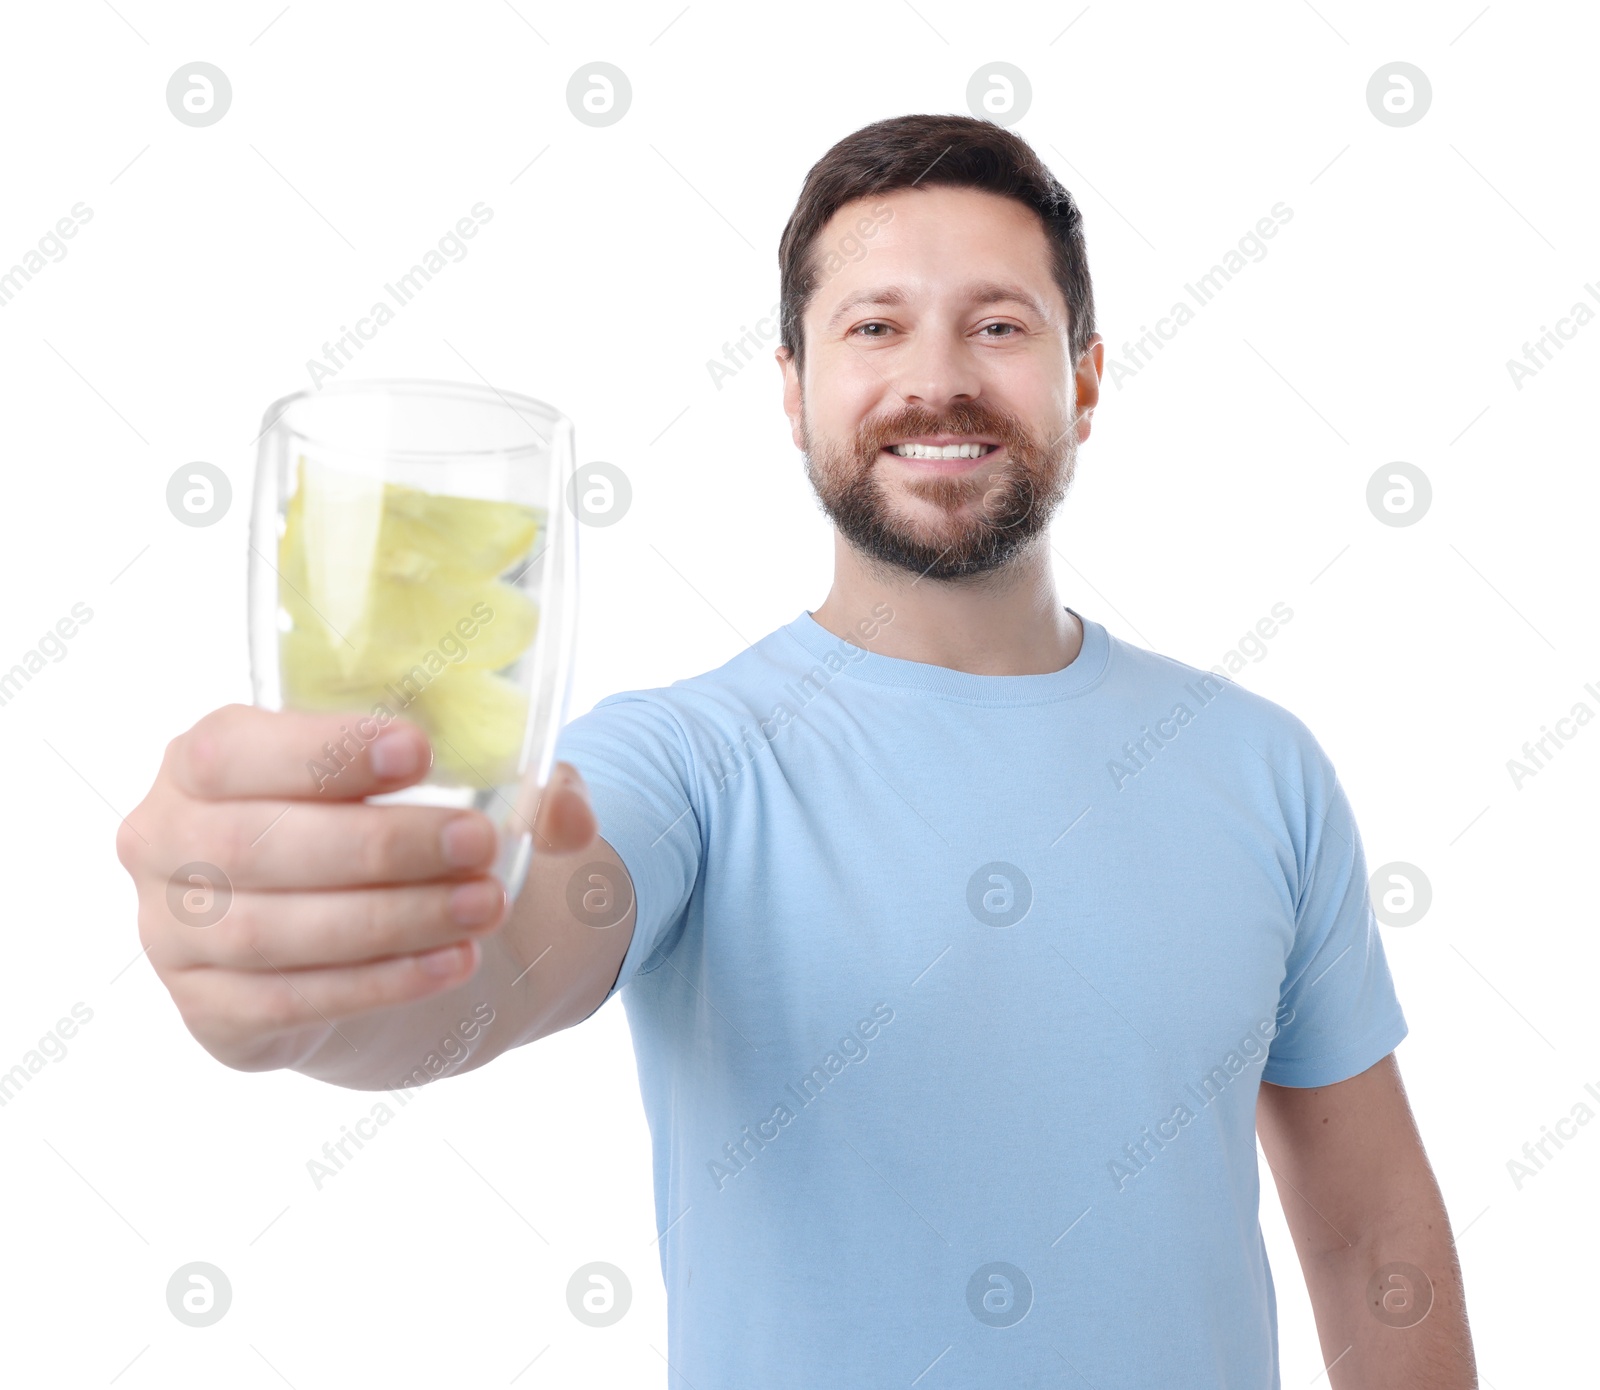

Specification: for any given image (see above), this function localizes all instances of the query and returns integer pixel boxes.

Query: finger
[529,762,599,855]
[171,703,434,802]
[157,877,508,971]
[170,938,485,1045]
[160,800,499,891]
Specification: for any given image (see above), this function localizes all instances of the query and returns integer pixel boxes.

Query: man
[119,114,1476,1385]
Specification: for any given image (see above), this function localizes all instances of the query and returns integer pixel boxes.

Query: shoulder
[1105,630,1339,791]
[563,618,822,751]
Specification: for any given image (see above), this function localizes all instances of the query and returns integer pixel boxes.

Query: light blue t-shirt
[551,607,1407,1387]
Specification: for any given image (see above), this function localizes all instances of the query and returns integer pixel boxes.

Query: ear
[1072,335,1105,443]
[777,345,805,451]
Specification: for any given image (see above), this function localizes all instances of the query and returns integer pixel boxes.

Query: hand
[116,704,598,1072]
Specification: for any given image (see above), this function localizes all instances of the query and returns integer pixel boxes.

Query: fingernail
[441,814,495,868]
[370,729,420,779]
[448,880,504,928]
[419,942,471,977]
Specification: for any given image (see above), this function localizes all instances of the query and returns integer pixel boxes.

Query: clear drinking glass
[247,379,578,899]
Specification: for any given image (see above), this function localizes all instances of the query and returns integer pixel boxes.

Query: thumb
[531,761,598,854]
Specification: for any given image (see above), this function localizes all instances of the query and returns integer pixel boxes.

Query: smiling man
[122,114,1475,1387]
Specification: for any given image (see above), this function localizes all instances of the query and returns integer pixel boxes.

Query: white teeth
[888,442,991,459]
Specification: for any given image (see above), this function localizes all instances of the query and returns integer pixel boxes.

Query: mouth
[879,437,1003,472]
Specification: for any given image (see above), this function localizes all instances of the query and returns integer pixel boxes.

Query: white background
[1,0,1594,1384]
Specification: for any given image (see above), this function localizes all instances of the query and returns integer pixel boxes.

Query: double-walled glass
[247,379,578,897]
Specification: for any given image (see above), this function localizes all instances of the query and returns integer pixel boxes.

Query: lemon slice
[414,668,531,788]
[278,456,544,788]
[382,483,540,576]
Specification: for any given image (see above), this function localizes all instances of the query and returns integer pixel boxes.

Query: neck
[809,532,1083,676]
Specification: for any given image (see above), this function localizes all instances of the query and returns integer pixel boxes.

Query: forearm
[288,929,531,1091]
[1301,1195,1477,1388]
[286,827,630,1088]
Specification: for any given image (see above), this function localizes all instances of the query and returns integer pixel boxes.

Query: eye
[979,322,1021,338]
[851,321,892,338]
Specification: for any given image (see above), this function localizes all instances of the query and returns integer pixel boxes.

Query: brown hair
[777,113,1095,375]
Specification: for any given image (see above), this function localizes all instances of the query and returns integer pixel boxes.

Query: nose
[891,319,981,415]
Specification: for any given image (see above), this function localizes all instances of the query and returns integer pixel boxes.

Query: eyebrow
[822,281,1052,331]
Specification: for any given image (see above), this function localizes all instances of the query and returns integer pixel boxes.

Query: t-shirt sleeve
[1262,758,1409,1088]
[550,691,703,1006]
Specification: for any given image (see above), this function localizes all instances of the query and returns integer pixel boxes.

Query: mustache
[853,402,1037,456]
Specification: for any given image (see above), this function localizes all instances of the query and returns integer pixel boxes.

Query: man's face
[780,184,1101,582]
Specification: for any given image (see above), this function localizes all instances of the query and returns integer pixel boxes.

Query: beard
[802,396,1078,582]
